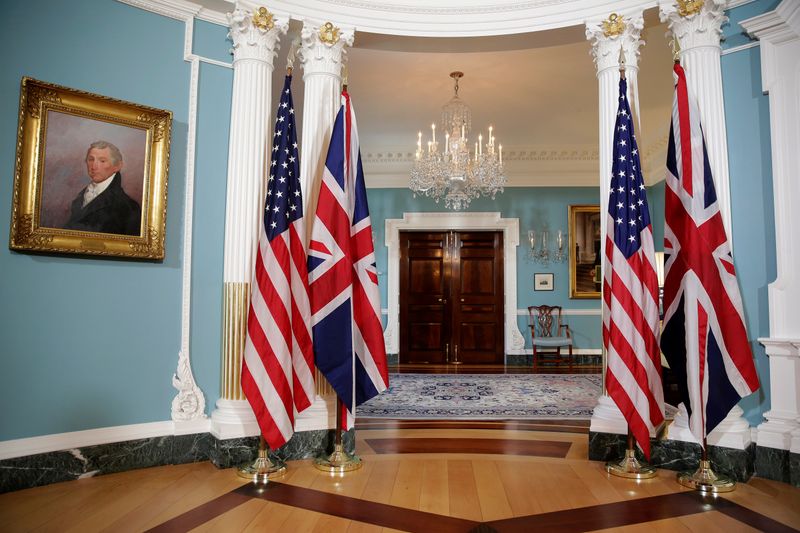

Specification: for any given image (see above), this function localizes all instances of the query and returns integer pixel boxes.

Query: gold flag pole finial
[618,47,626,79]
[670,37,681,64]
[286,39,299,76]
[342,64,349,92]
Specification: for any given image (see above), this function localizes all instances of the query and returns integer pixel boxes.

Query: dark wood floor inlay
[145,490,251,533]
[484,491,799,532]
[236,481,481,533]
[366,437,571,458]
[145,478,799,532]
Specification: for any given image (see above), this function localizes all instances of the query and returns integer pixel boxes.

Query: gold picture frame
[9,77,172,259]
[569,204,601,299]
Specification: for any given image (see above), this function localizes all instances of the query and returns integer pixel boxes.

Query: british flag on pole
[242,75,315,449]
[308,90,389,424]
[602,77,664,460]
[660,63,759,444]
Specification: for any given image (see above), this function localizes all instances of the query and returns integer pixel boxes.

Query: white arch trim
[384,212,526,358]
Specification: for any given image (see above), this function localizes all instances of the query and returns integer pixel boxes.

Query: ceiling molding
[233,0,659,37]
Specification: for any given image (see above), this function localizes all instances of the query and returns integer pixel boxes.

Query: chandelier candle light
[410,72,506,210]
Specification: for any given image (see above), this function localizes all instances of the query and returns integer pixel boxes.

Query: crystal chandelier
[410,72,506,210]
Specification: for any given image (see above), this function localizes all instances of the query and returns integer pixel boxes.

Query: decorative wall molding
[742,0,800,454]
[384,212,526,357]
[117,0,227,25]
[362,137,667,188]
[721,41,759,55]
[0,420,212,461]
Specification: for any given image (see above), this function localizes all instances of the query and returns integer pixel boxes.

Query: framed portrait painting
[9,77,172,259]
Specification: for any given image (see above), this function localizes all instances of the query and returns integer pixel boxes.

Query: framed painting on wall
[534,273,554,291]
[9,77,172,259]
[568,204,601,298]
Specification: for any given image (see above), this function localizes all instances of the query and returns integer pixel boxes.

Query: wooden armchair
[527,305,573,371]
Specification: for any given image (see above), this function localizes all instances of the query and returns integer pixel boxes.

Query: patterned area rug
[358,374,602,420]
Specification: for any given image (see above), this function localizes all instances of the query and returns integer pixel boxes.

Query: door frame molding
[384,212,526,358]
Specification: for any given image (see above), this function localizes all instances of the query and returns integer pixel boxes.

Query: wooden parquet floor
[1,423,799,532]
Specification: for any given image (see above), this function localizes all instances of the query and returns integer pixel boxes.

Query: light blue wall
[0,0,780,441]
[0,0,232,440]
[719,0,777,425]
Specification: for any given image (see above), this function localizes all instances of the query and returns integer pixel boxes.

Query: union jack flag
[242,75,315,449]
[660,63,759,445]
[602,77,664,460]
[308,90,389,425]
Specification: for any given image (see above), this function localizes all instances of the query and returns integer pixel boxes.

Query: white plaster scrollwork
[228,7,289,66]
[659,0,727,51]
[585,13,645,75]
[172,350,207,420]
[298,20,355,78]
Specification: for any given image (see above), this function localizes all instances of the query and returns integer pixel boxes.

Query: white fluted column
[658,0,753,450]
[659,0,732,240]
[298,20,354,242]
[585,11,645,436]
[293,19,355,432]
[741,1,800,454]
[211,7,288,439]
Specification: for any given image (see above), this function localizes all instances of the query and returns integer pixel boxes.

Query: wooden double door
[399,231,504,364]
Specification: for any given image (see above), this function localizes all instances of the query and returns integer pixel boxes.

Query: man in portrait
[64,141,142,235]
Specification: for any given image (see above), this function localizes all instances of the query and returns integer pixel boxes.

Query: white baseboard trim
[0,420,216,461]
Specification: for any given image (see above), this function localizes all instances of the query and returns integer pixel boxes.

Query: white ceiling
[202,1,677,186]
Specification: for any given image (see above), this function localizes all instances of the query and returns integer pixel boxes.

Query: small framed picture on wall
[534,273,554,291]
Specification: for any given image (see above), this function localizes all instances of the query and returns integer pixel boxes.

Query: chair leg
[568,345,573,372]
[533,346,537,372]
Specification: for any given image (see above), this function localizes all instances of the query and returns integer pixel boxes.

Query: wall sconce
[528,228,566,265]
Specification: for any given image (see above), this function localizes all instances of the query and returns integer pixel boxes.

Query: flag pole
[314,66,362,474]
[604,46,657,480]
[665,37,734,493]
[237,435,287,482]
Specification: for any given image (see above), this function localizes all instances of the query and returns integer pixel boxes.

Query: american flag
[660,63,759,444]
[308,90,389,426]
[242,75,315,449]
[602,77,664,459]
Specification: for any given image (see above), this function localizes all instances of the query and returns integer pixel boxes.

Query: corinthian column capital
[585,11,645,76]
[227,6,289,66]
[659,0,727,52]
[299,20,355,78]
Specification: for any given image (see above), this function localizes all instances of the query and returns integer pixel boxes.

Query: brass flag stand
[605,430,657,479]
[314,398,362,473]
[677,438,735,493]
[237,436,286,482]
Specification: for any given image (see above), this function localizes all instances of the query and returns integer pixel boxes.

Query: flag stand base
[314,442,362,473]
[314,400,362,473]
[237,437,286,482]
[677,459,735,493]
[605,448,657,479]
